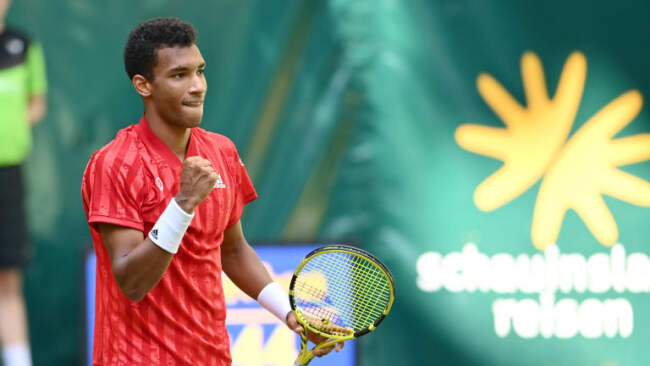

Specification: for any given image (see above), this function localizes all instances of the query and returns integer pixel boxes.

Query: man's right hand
[175,156,218,214]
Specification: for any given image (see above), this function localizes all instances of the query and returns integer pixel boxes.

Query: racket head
[289,244,395,341]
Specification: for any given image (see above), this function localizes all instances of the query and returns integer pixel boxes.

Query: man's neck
[144,109,191,161]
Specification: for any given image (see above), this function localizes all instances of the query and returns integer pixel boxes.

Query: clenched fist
[175,156,218,214]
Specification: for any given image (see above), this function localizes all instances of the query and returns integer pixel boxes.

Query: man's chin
[187,118,202,127]
[182,112,203,127]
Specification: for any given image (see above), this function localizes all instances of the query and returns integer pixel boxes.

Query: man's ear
[132,75,152,98]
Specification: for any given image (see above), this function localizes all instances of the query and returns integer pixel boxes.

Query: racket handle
[294,350,315,365]
[294,329,315,365]
[294,355,315,366]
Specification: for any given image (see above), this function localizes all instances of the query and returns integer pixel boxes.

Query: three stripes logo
[214,173,227,189]
[456,51,650,249]
[151,229,159,240]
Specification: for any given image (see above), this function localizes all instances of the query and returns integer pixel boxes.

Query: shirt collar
[135,115,197,169]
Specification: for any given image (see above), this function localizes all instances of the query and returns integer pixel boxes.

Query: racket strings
[293,281,329,302]
[340,254,390,323]
[294,251,392,335]
[351,254,392,301]
[293,281,344,322]
[294,281,349,336]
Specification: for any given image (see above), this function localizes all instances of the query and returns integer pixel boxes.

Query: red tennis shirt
[82,116,257,366]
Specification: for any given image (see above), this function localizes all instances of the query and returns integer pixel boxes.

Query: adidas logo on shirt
[213,173,226,189]
[151,229,159,240]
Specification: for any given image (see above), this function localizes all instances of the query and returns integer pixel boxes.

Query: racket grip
[294,357,314,366]
[294,350,315,365]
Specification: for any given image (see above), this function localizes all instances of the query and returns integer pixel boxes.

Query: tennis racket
[289,244,395,366]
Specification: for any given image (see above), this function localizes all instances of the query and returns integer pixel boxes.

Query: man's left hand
[286,311,345,357]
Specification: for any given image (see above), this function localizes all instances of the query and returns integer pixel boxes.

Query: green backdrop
[7,0,650,365]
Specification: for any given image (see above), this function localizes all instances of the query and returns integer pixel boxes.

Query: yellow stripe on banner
[244,1,322,180]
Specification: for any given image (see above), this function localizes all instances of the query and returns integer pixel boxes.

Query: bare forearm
[222,240,272,299]
[28,95,46,125]
[112,238,174,301]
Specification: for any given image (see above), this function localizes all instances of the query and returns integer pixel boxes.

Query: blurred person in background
[0,0,47,365]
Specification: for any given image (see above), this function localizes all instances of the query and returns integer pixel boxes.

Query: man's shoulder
[82,124,151,206]
[85,125,142,173]
[194,127,237,152]
[95,124,139,154]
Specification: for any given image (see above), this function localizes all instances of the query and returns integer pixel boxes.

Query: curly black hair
[123,17,198,80]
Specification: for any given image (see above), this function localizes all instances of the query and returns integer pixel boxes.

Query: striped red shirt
[81,116,257,366]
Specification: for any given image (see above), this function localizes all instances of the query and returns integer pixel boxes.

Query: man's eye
[198,69,205,75]
[173,73,185,79]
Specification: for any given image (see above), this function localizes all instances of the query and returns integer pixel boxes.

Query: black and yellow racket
[289,244,395,366]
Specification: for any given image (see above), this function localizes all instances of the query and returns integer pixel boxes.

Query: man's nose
[189,73,206,94]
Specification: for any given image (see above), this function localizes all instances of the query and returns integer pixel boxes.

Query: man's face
[0,0,11,21]
[148,44,207,128]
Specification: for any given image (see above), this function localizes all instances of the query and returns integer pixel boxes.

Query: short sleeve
[226,146,258,227]
[82,148,145,232]
[26,41,47,96]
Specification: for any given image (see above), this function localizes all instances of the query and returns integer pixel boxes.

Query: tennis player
[81,17,342,365]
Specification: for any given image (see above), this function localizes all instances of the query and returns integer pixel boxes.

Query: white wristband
[148,198,194,254]
[257,282,292,324]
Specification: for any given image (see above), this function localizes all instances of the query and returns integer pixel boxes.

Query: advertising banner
[85,245,357,366]
[325,1,650,364]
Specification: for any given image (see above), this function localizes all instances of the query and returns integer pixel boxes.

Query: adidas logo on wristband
[148,198,194,255]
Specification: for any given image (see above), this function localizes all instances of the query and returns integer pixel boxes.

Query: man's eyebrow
[168,65,189,73]
[168,63,206,73]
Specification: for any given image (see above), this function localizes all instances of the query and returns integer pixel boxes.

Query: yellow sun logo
[456,51,650,250]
